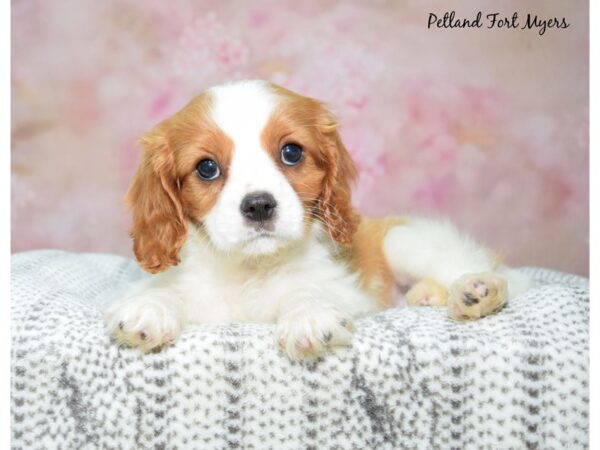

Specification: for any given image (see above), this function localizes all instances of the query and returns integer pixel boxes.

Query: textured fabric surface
[11,250,589,449]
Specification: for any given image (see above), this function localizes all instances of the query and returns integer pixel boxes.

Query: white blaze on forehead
[209,80,276,144]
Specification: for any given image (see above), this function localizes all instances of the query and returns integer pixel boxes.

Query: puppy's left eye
[196,159,220,181]
[281,144,303,166]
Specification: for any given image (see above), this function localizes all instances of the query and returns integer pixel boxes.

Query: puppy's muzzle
[240,191,277,223]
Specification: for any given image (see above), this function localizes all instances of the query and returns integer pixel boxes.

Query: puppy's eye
[281,144,303,166]
[196,159,220,180]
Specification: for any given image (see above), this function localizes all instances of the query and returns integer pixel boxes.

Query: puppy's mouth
[244,228,279,242]
[238,227,289,255]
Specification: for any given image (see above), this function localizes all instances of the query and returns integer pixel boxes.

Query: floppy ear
[317,110,361,245]
[125,125,188,273]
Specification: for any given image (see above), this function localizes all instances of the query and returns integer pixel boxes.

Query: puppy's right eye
[196,159,220,181]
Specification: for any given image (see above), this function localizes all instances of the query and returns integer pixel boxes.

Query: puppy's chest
[222,269,285,322]
[180,248,353,322]
[179,260,300,322]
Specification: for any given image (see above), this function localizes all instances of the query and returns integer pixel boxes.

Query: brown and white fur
[105,80,533,359]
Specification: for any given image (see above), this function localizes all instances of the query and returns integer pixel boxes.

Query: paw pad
[471,280,489,297]
[296,336,313,350]
[462,292,480,306]
[448,273,508,321]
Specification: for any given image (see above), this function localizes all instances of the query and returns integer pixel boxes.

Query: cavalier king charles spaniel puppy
[105,80,533,359]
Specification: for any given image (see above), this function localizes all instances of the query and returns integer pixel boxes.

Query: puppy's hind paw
[448,273,508,321]
[406,278,449,307]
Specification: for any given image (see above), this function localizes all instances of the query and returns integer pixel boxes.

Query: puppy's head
[127,80,359,273]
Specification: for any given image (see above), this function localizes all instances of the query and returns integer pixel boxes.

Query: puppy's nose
[240,192,277,222]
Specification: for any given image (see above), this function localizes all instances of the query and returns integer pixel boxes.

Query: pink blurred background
[11,0,589,275]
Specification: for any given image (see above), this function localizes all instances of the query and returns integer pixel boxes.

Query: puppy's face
[127,80,358,273]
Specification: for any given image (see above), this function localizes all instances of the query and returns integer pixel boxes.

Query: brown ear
[125,125,188,273]
[317,111,360,245]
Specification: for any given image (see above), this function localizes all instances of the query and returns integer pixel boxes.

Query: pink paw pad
[295,336,313,350]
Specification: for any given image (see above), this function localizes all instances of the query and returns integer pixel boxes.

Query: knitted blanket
[11,250,589,449]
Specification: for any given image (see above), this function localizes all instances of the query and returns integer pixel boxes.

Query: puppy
[105,80,533,359]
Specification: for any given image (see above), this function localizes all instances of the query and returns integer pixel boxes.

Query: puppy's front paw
[276,305,354,360]
[448,273,508,321]
[105,296,183,352]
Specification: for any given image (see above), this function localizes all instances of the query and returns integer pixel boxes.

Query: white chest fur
[142,224,379,325]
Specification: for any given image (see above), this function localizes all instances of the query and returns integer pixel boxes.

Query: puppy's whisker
[306,207,350,229]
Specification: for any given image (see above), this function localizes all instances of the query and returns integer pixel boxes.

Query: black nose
[240,192,278,222]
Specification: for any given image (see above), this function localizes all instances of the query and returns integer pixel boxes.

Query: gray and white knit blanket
[11,250,589,449]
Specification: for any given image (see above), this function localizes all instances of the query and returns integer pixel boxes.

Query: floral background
[11,0,588,274]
